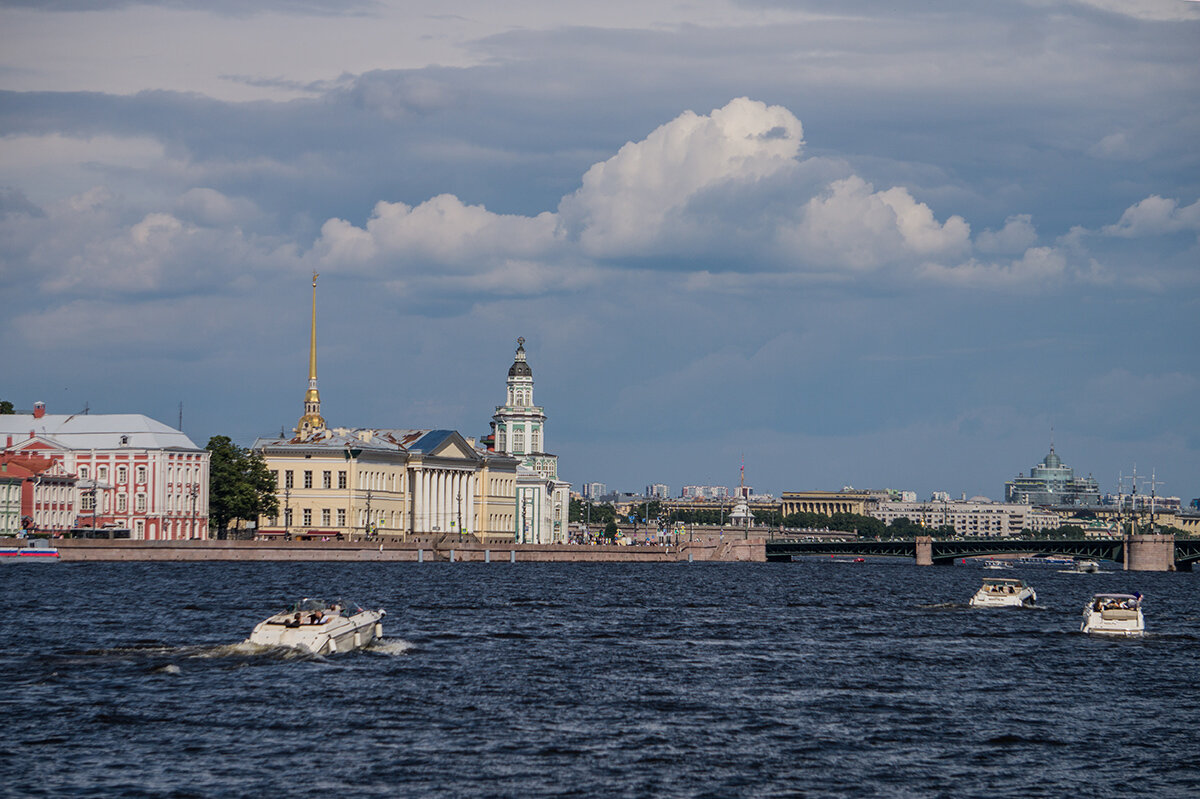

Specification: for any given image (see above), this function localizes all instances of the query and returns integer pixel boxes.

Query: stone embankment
[51,537,766,563]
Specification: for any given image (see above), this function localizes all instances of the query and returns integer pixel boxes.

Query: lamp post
[188,484,199,540]
[456,490,463,542]
[283,487,291,538]
[365,489,373,539]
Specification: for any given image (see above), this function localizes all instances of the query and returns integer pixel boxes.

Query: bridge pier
[915,536,933,567]
[1125,534,1175,571]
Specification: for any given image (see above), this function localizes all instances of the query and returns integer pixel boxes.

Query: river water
[2,560,1198,798]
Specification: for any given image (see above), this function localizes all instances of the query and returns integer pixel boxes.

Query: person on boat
[310,610,324,624]
[285,612,302,628]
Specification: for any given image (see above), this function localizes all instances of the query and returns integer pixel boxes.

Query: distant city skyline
[2,2,1196,502]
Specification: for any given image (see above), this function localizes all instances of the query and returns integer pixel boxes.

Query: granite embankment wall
[53,537,766,563]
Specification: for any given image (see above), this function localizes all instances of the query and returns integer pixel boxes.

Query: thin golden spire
[296,271,325,436]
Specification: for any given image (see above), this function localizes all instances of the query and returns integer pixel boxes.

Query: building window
[285,470,294,489]
[284,509,293,527]
[513,429,524,453]
[532,431,540,452]
[79,465,90,480]
[271,470,278,487]
[117,493,127,513]
[303,508,312,526]
[338,471,347,489]
[322,508,331,526]
[136,466,146,484]
[304,471,313,489]
[81,492,95,511]
[322,471,331,489]
[117,466,128,484]
[135,519,145,538]
[135,493,147,513]
[98,466,109,482]
[337,508,346,526]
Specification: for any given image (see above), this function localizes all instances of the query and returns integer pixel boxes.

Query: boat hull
[248,609,385,654]
[969,587,1036,608]
[1081,609,1143,637]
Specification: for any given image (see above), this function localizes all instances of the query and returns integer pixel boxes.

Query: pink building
[0,403,210,540]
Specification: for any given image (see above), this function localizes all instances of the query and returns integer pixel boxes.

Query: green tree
[603,520,619,540]
[0,400,14,414]
[206,436,279,539]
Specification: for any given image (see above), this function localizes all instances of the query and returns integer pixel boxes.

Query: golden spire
[296,271,325,437]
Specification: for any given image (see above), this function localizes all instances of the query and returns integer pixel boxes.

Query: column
[463,472,472,535]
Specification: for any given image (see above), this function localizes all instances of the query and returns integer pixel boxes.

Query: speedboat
[1081,593,1144,637]
[247,598,385,654]
[982,559,1013,570]
[1060,559,1101,574]
[969,577,1036,608]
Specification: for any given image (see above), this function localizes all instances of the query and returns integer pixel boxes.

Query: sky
[1,0,1198,501]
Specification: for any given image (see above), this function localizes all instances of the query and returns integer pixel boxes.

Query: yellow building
[780,490,887,517]
[253,274,519,543]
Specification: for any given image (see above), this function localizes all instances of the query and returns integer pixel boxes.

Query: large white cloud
[311,98,993,283]
[780,176,971,270]
[556,97,804,256]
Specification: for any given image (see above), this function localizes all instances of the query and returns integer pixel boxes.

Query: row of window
[277,469,351,490]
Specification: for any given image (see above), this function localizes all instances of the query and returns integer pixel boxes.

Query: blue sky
[1,0,1197,500]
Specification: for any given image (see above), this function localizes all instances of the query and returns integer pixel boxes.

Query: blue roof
[410,429,455,453]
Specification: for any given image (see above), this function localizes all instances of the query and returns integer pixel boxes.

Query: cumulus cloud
[781,176,971,270]
[312,98,991,286]
[1102,195,1200,237]
[975,214,1038,254]
[917,246,1068,288]
[556,97,804,257]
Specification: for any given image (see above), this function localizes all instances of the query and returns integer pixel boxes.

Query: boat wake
[364,638,416,656]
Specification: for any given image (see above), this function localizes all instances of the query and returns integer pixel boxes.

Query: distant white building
[0,402,209,539]
[871,498,1060,537]
[646,483,670,499]
[682,485,729,500]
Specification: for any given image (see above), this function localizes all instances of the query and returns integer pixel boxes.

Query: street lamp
[283,487,291,538]
[456,490,463,542]
[188,484,199,540]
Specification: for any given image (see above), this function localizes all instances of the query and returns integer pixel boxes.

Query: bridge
[765,534,1192,571]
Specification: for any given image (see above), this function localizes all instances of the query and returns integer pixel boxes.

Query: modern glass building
[1005,446,1100,507]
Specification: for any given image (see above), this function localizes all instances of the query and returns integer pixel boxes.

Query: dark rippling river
[2,560,1198,798]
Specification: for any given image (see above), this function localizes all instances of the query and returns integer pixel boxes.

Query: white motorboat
[981,559,1013,570]
[1081,593,1144,637]
[248,598,385,654]
[1060,559,1101,574]
[969,577,1036,608]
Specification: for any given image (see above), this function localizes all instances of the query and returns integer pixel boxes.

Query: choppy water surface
[2,560,1198,798]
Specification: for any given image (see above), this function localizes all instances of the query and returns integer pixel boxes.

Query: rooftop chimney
[33,401,45,419]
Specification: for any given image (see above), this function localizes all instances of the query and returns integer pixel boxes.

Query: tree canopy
[206,436,278,538]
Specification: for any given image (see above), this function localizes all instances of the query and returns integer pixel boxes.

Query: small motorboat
[1081,593,1144,637]
[981,559,1013,570]
[248,598,385,654]
[969,577,1036,608]
[1060,559,1101,574]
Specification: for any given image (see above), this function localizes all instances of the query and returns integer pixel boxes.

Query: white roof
[0,413,202,452]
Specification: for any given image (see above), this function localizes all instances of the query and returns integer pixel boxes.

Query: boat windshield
[334,599,365,616]
[982,579,1023,587]
[287,598,331,613]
